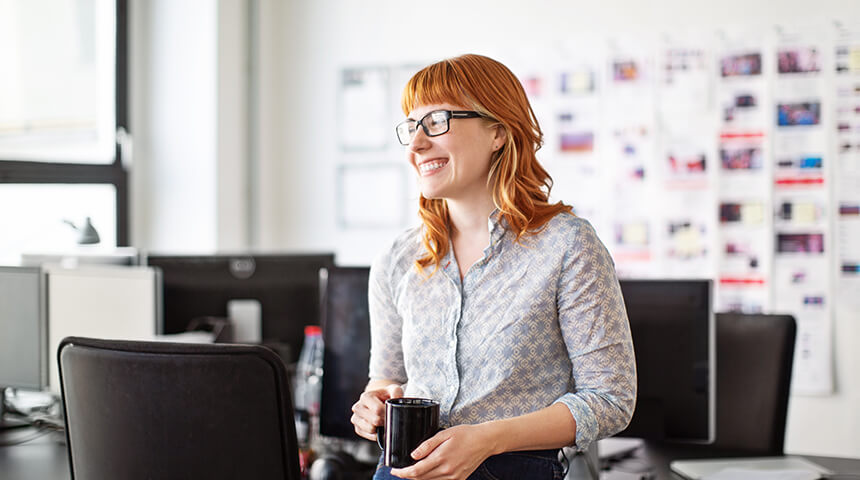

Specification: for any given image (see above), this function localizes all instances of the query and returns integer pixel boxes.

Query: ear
[492,124,507,150]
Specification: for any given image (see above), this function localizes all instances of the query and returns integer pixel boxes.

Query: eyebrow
[407,110,437,121]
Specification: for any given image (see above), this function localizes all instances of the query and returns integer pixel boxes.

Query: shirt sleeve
[552,219,637,452]
[367,249,408,384]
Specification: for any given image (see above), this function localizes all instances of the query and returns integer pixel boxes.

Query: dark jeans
[372,449,563,480]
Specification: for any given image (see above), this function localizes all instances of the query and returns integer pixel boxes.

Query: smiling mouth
[418,159,448,175]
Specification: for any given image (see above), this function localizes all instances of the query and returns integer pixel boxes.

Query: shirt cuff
[554,394,598,452]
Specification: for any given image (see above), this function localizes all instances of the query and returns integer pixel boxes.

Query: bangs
[401,61,475,116]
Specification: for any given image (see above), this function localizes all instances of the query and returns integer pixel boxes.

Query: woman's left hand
[389,423,498,480]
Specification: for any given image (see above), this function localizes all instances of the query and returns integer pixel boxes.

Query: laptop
[670,456,834,479]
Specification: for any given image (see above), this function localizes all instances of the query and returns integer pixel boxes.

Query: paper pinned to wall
[771,25,833,395]
[339,67,390,151]
[834,26,860,306]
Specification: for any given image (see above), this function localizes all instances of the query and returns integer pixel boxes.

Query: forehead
[408,103,461,120]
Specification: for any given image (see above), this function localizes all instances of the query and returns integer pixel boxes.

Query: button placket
[439,262,462,423]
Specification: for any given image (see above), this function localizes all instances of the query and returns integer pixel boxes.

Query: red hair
[401,54,572,273]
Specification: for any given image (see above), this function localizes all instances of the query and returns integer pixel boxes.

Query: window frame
[0,0,129,246]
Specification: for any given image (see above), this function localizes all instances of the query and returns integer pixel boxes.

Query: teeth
[419,160,447,174]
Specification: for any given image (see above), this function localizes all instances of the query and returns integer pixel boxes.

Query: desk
[605,441,860,480]
[0,429,68,480]
[3,429,860,480]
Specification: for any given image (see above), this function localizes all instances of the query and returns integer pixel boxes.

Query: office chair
[711,313,796,455]
[57,336,301,480]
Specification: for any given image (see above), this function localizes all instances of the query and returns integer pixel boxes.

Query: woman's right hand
[350,382,403,441]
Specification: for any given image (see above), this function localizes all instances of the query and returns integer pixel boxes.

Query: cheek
[465,149,494,174]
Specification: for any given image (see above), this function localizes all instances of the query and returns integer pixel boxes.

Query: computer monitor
[21,247,140,267]
[318,266,372,440]
[615,279,715,444]
[0,266,47,427]
[145,253,335,364]
[45,265,161,394]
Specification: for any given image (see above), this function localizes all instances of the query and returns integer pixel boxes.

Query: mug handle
[376,425,385,450]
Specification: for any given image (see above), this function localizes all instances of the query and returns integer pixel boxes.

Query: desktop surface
[612,441,860,480]
[2,429,860,480]
[0,430,69,480]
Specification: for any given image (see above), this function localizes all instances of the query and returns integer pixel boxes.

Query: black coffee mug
[376,397,440,468]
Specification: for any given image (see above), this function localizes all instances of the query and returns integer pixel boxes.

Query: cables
[0,394,65,447]
[0,424,59,447]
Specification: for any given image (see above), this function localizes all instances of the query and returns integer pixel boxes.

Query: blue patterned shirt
[368,211,636,451]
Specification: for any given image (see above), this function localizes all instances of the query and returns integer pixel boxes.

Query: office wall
[261,0,860,458]
[131,0,860,457]
[131,0,257,252]
[130,0,218,251]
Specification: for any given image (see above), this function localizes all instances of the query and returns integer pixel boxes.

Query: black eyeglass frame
[395,110,484,146]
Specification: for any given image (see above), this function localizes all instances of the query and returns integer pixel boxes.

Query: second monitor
[145,253,335,364]
[616,279,715,444]
[318,266,372,441]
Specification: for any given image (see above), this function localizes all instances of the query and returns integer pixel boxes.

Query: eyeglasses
[395,110,483,145]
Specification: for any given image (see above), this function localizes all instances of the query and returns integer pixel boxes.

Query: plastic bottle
[294,325,324,477]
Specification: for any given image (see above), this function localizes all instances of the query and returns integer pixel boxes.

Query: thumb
[411,429,449,461]
[384,384,404,400]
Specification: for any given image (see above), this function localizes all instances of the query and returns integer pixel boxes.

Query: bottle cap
[304,325,322,336]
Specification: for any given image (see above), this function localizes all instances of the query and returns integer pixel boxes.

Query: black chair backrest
[713,313,796,455]
[58,337,301,480]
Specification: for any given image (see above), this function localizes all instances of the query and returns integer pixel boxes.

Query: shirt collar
[488,208,507,242]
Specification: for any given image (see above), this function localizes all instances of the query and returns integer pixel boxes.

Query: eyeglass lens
[396,110,452,145]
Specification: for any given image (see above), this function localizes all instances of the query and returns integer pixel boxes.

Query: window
[0,0,128,262]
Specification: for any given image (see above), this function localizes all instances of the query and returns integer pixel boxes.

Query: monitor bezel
[617,278,715,445]
[317,265,373,441]
[144,252,335,364]
[0,266,48,392]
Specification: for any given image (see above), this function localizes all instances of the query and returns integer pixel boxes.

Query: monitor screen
[0,266,46,392]
[145,253,335,364]
[615,279,714,444]
[318,266,371,440]
[46,265,160,394]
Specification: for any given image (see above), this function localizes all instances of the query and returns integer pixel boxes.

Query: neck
[446,194,496,238]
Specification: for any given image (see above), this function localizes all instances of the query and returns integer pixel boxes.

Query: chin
[420,191,445,201]
[418,182,447,200]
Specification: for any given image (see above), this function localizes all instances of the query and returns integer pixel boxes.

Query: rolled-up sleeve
[367,251,408,384]
[552,221,637,451]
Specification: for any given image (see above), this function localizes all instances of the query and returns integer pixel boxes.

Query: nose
[408,126,431,153]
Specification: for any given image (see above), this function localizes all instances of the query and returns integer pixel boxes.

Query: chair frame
[58,336,301,480]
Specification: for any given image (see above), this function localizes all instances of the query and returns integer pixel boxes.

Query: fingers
[385,383,404,399]
[353,389,387,417]
[410,430,448,461]
[350,411,378,441]
[390,454,445,480]
[390,430,451,479]
[350,392,384,438]
[350,386,401,441]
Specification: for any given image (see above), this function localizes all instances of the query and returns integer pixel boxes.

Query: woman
[350,54,636,480]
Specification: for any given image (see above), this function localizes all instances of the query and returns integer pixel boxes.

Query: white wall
[130,0,218,252]
[131,0,255,253]
[131,0,860,457]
